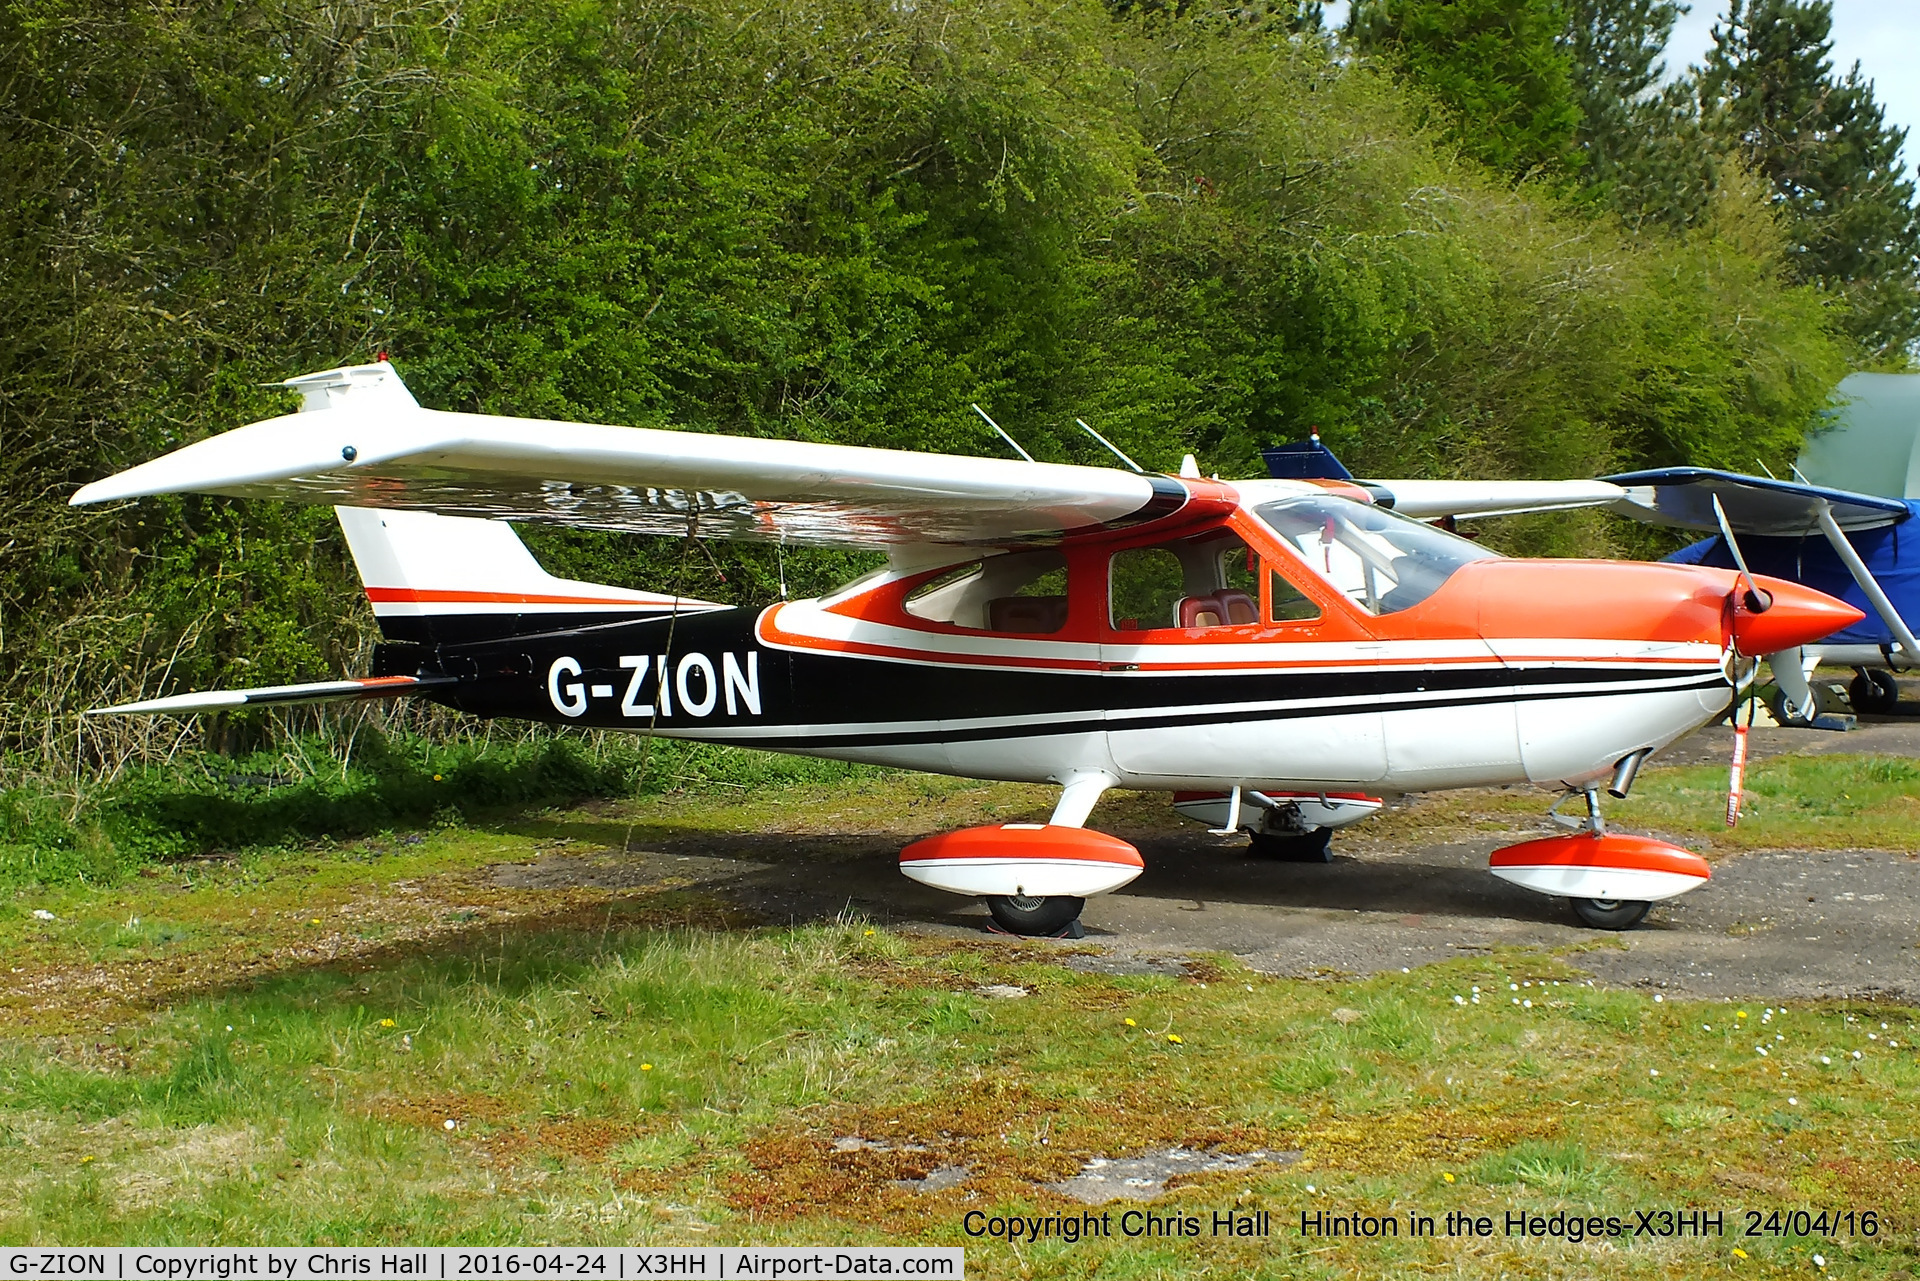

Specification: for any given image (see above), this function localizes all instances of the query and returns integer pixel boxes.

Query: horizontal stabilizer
[87,674,455,716]
[1604,467,1913,535]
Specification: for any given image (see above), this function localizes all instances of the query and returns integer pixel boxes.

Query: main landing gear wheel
[1764,684,1819,728]
[986,894,1085,936]
[1249,827,1333,862]
[1849,668,1901,715]
[1570,897,1652,931]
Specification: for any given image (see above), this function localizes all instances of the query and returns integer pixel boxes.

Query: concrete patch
[1047,1148,1299,1204]
[891,1165,969,1193]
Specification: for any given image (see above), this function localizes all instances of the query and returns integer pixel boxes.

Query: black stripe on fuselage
[426,605,1727,747]
[698,673,1730,748]
[376,607,717,645]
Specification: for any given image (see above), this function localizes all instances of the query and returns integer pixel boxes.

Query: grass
[0,730,883,889]
[0,753,1916,1275]
[1369,753,1920,855]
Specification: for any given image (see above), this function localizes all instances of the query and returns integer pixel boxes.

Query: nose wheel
[985,894,1086,937]
[1569,896,1652,930]
[1553,790,1655,930]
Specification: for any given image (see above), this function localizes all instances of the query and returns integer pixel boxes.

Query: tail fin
[335,507,718,645]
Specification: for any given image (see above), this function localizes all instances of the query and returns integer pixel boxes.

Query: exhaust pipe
[1608,748,1651,800]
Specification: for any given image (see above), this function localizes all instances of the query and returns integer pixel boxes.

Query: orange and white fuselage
[71,362,1866,927]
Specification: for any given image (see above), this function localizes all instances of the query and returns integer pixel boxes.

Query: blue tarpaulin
[1666,504,1920,645]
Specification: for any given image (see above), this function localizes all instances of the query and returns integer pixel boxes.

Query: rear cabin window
[1110,533,1266,631]
[903,550,1070,634]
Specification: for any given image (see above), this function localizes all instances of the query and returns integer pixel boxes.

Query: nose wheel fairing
[1489,832,1712,903]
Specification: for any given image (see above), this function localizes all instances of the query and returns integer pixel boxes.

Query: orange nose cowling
[1730,574,1866,655]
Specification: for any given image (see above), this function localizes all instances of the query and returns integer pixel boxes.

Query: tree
[1564,0,1720,231]
[1698,0,1920,360]
[1346,0,1584,180]
[2,0,1852,768]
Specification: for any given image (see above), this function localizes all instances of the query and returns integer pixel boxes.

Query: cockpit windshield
[1251,494,1500,615]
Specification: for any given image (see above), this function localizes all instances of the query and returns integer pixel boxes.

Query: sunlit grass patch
[0,763,1918,1271]
[0,924,1914,1274]
[1658,1102,1733,1131]
[1473,1140,1619,1197]
[1372,753,1920,853]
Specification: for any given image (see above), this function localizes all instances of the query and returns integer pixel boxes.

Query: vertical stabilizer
[334,507,721,645]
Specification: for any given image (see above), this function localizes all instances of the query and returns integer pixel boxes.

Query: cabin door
[1101,529,1388,784]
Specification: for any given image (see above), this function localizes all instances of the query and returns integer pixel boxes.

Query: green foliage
[1347,0,1585,180]
[1566,0,1722,232]
[1698,0,1920,360]
[1,0,1861,777]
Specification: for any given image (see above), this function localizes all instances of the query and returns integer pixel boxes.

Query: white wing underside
[72,361,1631,542]
[1355,479,1626,521]
[72,363,1164,549]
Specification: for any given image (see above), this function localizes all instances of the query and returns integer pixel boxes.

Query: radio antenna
[1075,418,1145,473]
[971,403,1034,463]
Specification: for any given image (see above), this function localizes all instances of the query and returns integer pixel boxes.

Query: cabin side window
[903,550,1071,634]
[1270,568,1323,622]
[1253,494,1498,615]
[1109,532,1265,631]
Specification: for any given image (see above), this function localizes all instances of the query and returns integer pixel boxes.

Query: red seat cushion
[1178,595,1224,628]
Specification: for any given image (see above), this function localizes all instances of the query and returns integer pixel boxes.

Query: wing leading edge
[72,362,1187,549]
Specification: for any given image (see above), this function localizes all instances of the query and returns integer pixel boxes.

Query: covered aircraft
[71,362,1860,935]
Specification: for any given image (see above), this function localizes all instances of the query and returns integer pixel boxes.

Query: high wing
[71,362,1185,548]
[1361,478,1629,520]
[1603,467,1912,535]
[1259,437,1626,520]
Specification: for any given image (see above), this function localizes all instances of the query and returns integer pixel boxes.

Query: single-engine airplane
[71,362,1861,935]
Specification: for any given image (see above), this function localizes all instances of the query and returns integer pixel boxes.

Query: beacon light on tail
[69,361,1868,936]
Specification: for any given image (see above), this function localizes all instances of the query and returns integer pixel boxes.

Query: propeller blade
[1711,494,1772,614]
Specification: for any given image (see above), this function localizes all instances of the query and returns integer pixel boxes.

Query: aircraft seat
[1217,590,1258,624]
[987,595,1069,634]
[1178,595,1226,628]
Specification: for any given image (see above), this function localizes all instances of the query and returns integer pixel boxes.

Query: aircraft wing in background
[1603,467,1912,535]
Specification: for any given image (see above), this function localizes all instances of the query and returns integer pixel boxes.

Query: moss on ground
[0,763,1915,1277]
